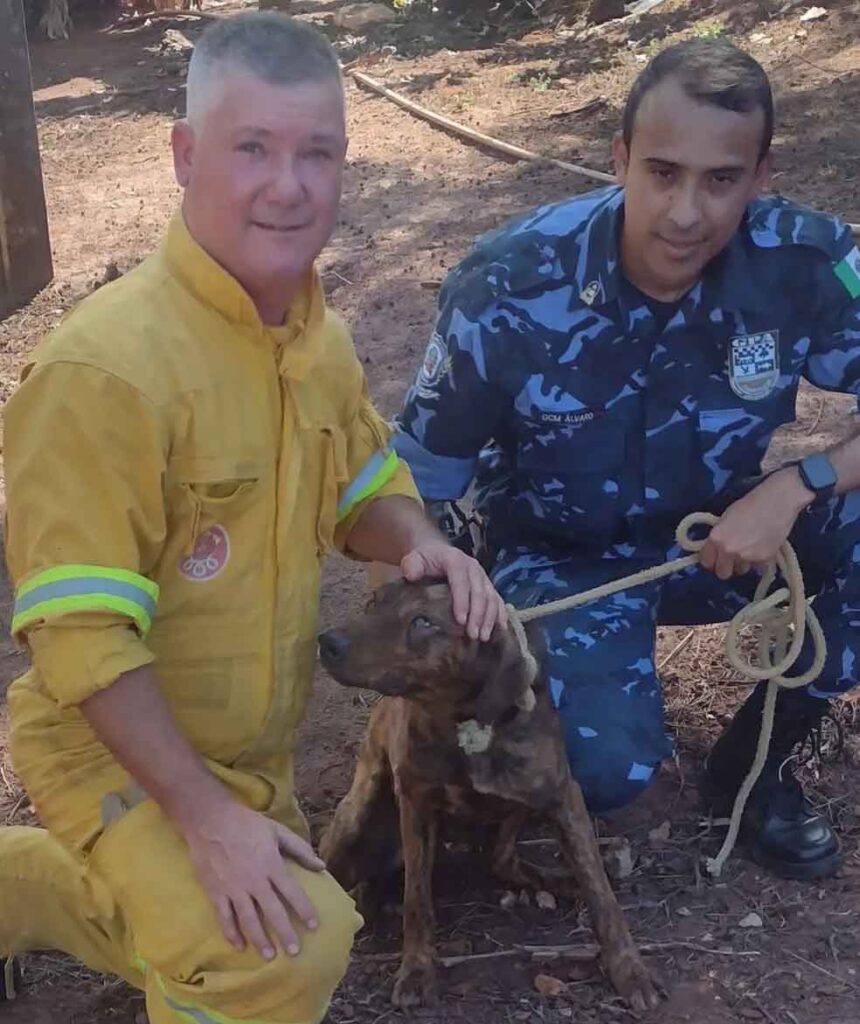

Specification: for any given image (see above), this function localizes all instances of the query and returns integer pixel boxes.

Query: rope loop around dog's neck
[505,511,827,876]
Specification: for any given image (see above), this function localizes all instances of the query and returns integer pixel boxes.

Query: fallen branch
[439,940,761,968]
[358,940,762,969]
[352,937,761,970]
[350,71,615,187]
[349,72,860,241]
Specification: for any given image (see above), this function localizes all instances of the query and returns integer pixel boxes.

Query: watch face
[802,454,837,492]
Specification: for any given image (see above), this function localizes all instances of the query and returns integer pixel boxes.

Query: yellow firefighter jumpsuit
[0,212,420,1024]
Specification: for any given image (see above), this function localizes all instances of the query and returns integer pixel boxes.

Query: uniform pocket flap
[168,455,271,486]
[698,407,749,433]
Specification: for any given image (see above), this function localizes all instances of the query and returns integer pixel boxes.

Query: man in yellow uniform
[0,13,505,1024]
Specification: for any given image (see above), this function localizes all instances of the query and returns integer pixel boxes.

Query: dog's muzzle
[318,629,351,662]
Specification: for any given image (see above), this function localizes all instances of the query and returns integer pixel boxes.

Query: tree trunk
[0,0,53,319]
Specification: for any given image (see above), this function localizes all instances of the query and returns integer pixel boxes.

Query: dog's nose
[318,629,351,661]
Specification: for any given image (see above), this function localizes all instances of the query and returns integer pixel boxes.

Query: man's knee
[150,869,361,1024]
[87,800,361,1022]
[575,757,660,815]
[557,709,667,815]
[268,867,361,1017]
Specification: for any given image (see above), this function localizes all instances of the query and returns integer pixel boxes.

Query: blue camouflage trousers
[489,490,860,815]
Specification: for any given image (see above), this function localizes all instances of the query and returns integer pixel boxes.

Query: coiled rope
[506,511,827,875]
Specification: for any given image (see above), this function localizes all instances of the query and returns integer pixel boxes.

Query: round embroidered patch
[179,525,230,582]
[416,333,451,398]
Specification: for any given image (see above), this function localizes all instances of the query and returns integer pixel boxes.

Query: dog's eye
[410,615,437,632]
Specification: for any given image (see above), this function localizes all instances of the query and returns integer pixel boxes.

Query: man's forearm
[774,429,860,512]
[827,429,860,494]
[345,494,441,564]
[81,664,232,831]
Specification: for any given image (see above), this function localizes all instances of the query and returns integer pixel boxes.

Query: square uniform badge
[729,330,780,401]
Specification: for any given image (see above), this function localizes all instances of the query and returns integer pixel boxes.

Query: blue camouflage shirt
[394,186,860,553]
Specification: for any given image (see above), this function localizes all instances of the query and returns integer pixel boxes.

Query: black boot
[703,684,840,880]
[0,956,21,1001]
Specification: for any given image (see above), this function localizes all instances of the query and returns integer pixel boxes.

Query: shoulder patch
[461,186,620,299]
[415,333,451,398]
[834,248,860,299]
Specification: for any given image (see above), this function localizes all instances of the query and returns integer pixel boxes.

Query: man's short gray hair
[186,11,342,126]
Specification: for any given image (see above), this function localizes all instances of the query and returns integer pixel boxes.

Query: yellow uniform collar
[163,211,327,380]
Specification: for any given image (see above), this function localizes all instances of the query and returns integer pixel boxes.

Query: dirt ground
[2,0,860,1021]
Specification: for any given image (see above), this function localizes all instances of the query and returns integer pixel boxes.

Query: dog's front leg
[555,778,660,1011]
[392,777,439,1008]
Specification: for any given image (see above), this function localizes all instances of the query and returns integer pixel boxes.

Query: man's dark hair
[622,38,774,162]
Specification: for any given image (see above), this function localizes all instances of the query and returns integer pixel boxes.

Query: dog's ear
[471,625,536,726]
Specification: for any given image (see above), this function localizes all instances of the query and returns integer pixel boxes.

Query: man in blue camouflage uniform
[393,38,860,880]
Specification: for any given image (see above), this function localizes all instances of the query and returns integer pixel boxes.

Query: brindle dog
[318,580,660,1011]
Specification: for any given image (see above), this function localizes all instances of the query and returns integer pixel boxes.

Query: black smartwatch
[797,452,838,505]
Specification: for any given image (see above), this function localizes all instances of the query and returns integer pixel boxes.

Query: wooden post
[0,0,53,319]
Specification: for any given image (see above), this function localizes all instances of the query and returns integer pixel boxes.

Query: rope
[505,511,827,876]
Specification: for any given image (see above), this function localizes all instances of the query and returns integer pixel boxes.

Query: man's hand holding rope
[700,466,814,579]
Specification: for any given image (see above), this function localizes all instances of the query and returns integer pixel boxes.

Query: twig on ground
[658,629,695,672]
[786,948,859,992]
[440,948,528,966]
[793,52,840,77]
[367,1010,398,1024]
[517,835,617,848]
[4,793,27,823]
[671,747,686,803]
[739,993,781,1024]
[428,940,763,968]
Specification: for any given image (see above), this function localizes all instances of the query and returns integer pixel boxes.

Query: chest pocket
[159,456,274,604]
[512,416,627,544]
[697,387,797,498]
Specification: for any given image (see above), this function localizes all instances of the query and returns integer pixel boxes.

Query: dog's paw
[603,948,661,1012]
[392,960,438,1008]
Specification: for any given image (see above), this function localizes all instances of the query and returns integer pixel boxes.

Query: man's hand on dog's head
[342,494,506,640]
[400,542,507,642]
